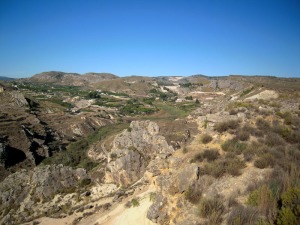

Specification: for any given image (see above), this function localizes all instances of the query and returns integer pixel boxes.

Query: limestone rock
[147,193,167,223]
[106,120,174,186]
[0,164,88,221]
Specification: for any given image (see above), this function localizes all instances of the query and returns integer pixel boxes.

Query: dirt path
[80,186,157,225]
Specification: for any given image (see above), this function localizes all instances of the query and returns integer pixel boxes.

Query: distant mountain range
[0,76,15,81]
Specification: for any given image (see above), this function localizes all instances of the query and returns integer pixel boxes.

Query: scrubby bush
[272,122,291,139]
[229,109,238,115]
[200,157,245,178]
[284,129,300,144]
[277,187,300,225]
[125,198,140,208]
[215,120,240,133]
[185,186,202,204]
[191,149,220,163]
[256,118,270,130]
[198,196,224,224]
[236,129,250,141]
[80,178,91,187]
[254,153,275,169]
[242,141,267,161]
[243,124,263,137]
[279,111,293,125]
[149,192,156,202]
[247,184,277,221]
[131,198,140,207]
[264,132,285,147]
[202,149,220,162]
[201,133,213,144]
[221,138,247,155]
[227,205,259,225]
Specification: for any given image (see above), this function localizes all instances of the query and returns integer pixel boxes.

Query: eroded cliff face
[0,164,88,224]
[105,120,174,187]
[0,91,57,178]
[0,89,112,181]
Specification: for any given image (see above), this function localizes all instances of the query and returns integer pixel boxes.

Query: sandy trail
[93,187,156,225]
[32,186,156,225]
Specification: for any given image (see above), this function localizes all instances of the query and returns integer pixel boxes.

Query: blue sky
[0,0,299,78]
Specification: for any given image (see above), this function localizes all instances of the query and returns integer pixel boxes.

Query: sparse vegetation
[200,156,245,178]
[185,186,202,204]
[125,198,140,208]
[256,118,270,130]
[149,192,156,202]
[240,86,254,97]
[197,196,224,224]
[191,149,220,163]
[200,133,213,144]
[221,138,247,155]
[215,120,240,133]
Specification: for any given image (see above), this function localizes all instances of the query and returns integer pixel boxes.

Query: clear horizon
[1,0,300,78]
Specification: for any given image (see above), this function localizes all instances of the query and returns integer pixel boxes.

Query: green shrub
[256,118,270,130]
[242,124,263,137]
[242,141,267,161]
[264,133,285,147]
[247,184,277,222]
[200,157,245,178]
[198,196,224,224]
[149,192,156,202]
[281,111,293,125]
[236,130,250,141]
[277,187,300,225]
[254,154,275,169]
[284,129,300,144]
[215,120,240,133]
[272,122,292,140]
[227,206,259,225]
[191,149,220,163]
[277,208,298,225]
[80,178,91,187]
[202,149,220,162]
[110,153,117,160]
[185,186,202,204]
[240,87,254,97]
[201,133,213,144]
[203,119,208,128]
[183,147,188,153]
[221,139,247,155]
[131,198,140,207]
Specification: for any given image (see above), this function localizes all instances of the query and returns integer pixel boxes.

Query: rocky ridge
[106,120,174,186]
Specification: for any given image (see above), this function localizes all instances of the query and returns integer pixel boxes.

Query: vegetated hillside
[229,75,300,91]
[0,76,15,81]
[92,76,156,96]
[28,71,118,86]
[0,74,300,225]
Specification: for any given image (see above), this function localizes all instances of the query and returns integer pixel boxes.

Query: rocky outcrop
[146,161,201,224]
[0,164,88,224]
[147,193,168,223]
[106,121,174,186]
